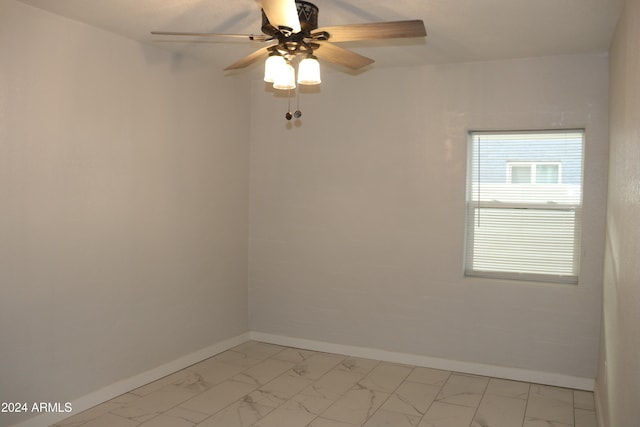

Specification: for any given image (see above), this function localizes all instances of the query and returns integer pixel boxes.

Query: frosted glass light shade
[273,62,296,90]
[297,56,321,85]
[264,54,286,83]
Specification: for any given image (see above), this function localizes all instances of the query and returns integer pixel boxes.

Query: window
[465,130,584,284]
[507,162,561,184]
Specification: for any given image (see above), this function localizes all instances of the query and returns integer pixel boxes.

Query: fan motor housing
[261,0,319,35]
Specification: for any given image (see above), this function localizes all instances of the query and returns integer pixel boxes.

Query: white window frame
[506,161,562,184]
[465,130,584,284]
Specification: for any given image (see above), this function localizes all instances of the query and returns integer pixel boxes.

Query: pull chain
[285,90,293,120]
[294,90,302,118]
[284,89,302,120]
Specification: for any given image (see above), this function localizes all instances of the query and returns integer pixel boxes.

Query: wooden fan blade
[151,31,271,41]
[314,42,374,70]
[259,0,301,33]
[313,20,426,43]
[225,46,272,70]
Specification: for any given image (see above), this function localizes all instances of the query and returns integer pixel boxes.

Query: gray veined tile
[252,400,319,427]
[111,387,200,422]
[301,369,365,401]
[228,341,286,361]
[232,358,296,387]
[188,357,249,386]
[336,357,380,375]
[245,387,291,409]
[137,413,195,426]
[484,378,530,400]
[308,418,358,427]
[417,401,477,427]
[381,381,440,417]
[363,409,421,427]
[574,409,598,427]
[132,370,198,397]
[163,406,210,424]
[434,374,489,408]
[53,393,140,426]
[244,371,314,408]
[573,390,595,411]
[290,353,345,380]
[167,372,211,394]
[178,380,257,415]
[272,347,319,363]
[212,350,263,368]
[528,384,573,402]
[320,385,390,426]
[75,413,141,427]
[193,398,273,427]
[522,417,572,427]
[132,368,220,400]
[357,362,412,393]
[405,367,451,387]
[109,393,143,405]
[471,394,527,427]
[287,393,335,415]
[525,384,574,425]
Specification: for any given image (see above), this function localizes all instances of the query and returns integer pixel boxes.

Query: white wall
[597,0,640,424]
[249,53,609,382]
[0,2,250,425]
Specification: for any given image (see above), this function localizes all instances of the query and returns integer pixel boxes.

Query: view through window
[465,130,584,284]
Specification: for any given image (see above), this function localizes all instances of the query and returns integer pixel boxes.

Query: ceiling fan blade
[224,46,273,70]
[314,42,374,70]
[313,20,426,43]
[259,0,301,33]
[151,31,271,42]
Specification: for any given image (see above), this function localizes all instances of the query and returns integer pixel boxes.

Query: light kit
[151,0,427,119]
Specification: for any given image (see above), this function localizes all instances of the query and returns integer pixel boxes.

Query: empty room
[1,0,638,426]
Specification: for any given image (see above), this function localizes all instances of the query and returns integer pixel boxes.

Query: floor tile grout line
[466,375,490,427]
[189,342,295,426]
[181,344,284,426]
[356,363,413,426]
[256,348,349,427]
[303,359,396,426]
[244,343,354,427]
[302,358,418,426]
[376,367,455,427]
[521,383,533,427]
[409,369,453,427]
[132,342,285,427]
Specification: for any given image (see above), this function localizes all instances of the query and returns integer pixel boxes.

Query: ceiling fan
[151,0,426,118]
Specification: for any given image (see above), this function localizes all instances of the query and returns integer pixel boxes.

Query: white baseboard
[250,331,595,391]
[12,332,251,427]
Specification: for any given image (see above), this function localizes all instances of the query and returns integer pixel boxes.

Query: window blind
[465,130,584,284]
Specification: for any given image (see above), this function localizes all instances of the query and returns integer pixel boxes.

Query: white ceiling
[18,0,623,75]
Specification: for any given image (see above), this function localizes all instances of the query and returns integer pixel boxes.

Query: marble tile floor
[53,341,598,427]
